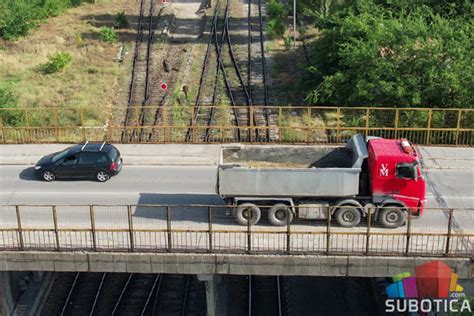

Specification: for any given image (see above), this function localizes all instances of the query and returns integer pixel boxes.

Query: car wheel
[335,206,361,227]
[268,203,293,226]
[96,171,110,182]
[42,171,56,182]
[234,203,261,226]
[379,207,405,229]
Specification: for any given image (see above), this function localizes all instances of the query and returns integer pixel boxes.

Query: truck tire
[379,207,405,228]
[268,204,293,226]
[234,203,261,226]
[335,206,361,227]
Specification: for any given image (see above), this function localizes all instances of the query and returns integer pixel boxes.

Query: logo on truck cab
[380,164,389,177]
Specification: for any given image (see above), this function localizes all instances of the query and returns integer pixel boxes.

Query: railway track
[187,0,275,143]
[41,273,206,316]
[60,272,106,315]
[111,273,160,315]
[122,0,157,142]
[249,276,282,316]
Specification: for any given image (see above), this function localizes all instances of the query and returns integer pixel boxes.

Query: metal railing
[1,204,472,257]
[1,106,472,145]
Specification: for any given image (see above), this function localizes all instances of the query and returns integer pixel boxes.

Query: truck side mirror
[396,163,416,180]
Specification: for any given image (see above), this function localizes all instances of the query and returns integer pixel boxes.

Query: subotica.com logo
[384,260,471,313]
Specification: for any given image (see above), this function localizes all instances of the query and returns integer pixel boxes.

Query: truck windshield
[396,163,417,179]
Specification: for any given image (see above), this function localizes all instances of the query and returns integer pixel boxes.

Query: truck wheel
[234,203,261,226]
[268,204,293,226]
[335,206,361,227]
[379,207,405,228]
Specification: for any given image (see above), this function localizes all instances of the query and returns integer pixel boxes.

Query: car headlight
[34,165,42,170]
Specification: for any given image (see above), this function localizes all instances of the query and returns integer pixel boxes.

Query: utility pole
[293,0,297,49]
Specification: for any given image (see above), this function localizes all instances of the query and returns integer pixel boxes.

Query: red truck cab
[367,138,426,216]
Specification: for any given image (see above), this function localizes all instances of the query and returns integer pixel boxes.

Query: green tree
[304,0,474,108]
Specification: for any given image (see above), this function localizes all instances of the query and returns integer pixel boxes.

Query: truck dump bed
[217,134,368,198]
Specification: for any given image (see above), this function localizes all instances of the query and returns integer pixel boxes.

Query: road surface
[0,146,472,255]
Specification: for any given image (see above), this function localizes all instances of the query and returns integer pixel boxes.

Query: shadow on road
[19,167,41,182]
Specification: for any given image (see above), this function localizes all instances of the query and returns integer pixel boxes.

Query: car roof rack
[99,141,106,151]
[81,141,89,151]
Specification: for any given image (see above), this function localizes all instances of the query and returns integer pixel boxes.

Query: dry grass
[0,0,136,113]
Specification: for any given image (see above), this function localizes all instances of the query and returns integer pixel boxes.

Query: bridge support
[197,274,220,316]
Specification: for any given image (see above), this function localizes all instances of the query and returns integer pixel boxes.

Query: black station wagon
[34,142,123,182]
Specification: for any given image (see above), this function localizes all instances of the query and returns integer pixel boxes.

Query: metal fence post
[127,205,134,252]
[365,209,372,255]
[166,206,172,251]
[336,108,341,143]
[445,208,454,256]
[247,205,252,253]
[365,108,370,138]
[15,206,24,251]
[394,108,399,139]
[306,107,311,143]
[405,211,412,255]
[249,106,254,143]
[425,109,432,145]
[278,107,282,141]
[52,206,60,251]
[455,109,463,145]
[326,207,332,254]
[89,205,97,251]
[286,208,291,253]
[208,206,213,252]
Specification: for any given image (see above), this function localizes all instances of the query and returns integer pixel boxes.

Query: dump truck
[217,134,426,228]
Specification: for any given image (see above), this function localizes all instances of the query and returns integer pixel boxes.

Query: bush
[304,0,474,108]
[0,0,89,40]
[266,0,286,39]
[0,82,25,127]
[40,52,72,74]
[100,27,117,43]
[114,11,128,28]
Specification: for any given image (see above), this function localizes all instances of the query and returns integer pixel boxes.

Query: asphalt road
[0,146,472,235]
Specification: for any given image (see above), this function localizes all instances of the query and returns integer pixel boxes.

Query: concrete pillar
[197,274,219,316]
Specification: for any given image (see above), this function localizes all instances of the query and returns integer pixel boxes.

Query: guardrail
[1,106,472,145]
[0,204,472,257]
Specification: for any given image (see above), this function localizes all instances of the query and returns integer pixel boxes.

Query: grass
[0,0,137,126]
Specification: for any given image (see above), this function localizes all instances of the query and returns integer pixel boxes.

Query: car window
[96,153,108,164]
[78,152,97,165]
[52,149,70,163]
[107,147,119,162]
[62,154,78,166]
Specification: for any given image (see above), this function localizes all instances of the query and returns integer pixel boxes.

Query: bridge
[0,143,473,314]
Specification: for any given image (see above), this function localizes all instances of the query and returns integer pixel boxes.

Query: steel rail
[89,272,107,316]
[181,275,191,316]
[225,18,250,104]
[215,4,243,141]
[122,0,147,140]
[257,0,270,141]
[140,274,161,315]
[185,3,221,142]
[151,274,164,315]
[59,272,80,316]
[248,275,252,316]
[276,276,282,316]
[138,0,156,141]
[111,273,133,316]
[205,5,229,142]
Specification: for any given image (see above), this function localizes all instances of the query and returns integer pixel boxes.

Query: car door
[54,154,79,178]
[77,152,98,178]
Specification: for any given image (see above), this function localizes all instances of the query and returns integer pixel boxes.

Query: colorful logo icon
[386,260,464,299]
